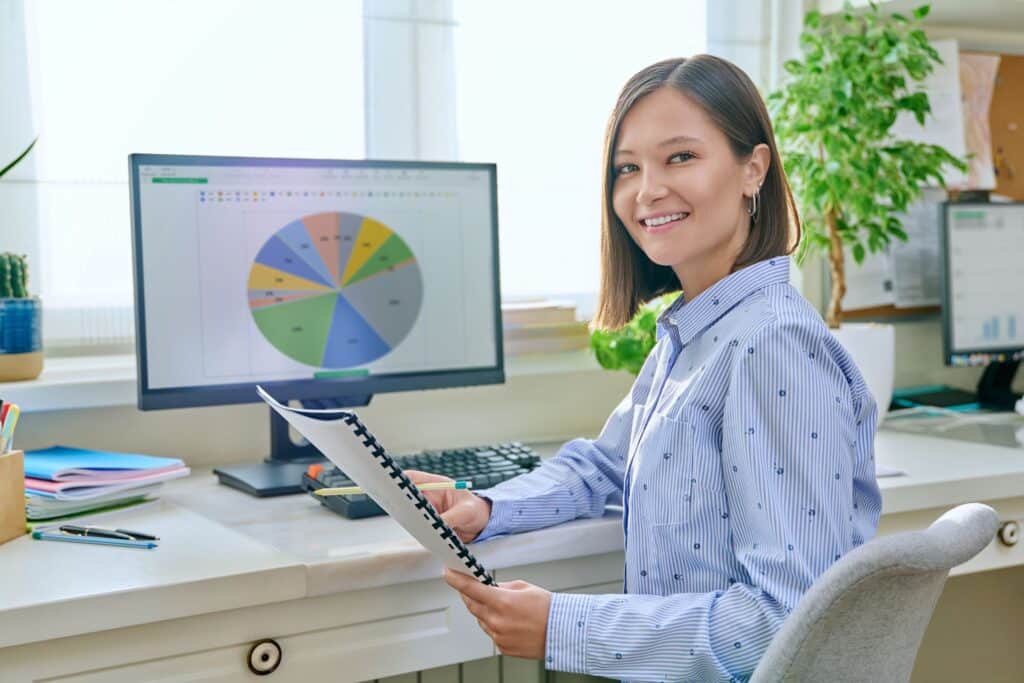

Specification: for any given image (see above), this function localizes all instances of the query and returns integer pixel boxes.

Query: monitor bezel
[129,153,504,410]
[941,200,1024,364]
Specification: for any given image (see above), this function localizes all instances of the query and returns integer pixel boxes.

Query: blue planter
[0,297,42,354]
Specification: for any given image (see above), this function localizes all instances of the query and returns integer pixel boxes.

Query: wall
[13,367,635,466]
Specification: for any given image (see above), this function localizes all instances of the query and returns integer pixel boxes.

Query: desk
[2,426,1024,682]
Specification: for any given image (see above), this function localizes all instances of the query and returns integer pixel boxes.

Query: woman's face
[611,86,767,297]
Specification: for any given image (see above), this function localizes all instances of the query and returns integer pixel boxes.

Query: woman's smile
[639,211,690,234]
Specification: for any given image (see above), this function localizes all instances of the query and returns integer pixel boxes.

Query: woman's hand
[444,568,551,660]
[405,469,492,543]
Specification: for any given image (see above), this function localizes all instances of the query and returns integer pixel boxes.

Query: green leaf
[0,137,38,180]
[852,243,866,263]
[913,5,931,20]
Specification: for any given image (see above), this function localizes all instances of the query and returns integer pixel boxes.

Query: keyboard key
[303,441,542,520]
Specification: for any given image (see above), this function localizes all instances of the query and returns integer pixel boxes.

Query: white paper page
[890,188,945,308]
[257,386,496,584]
[842,246,894,311]
[889,39,968,187]
[957,52,1000,190]
[875,463,906,478]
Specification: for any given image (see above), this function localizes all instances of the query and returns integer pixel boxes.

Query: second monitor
[941,201,1024,410]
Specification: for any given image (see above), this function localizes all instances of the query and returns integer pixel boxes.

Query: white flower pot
[830,323,895,428]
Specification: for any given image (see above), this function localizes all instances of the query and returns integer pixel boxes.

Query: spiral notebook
[257,386,496,585]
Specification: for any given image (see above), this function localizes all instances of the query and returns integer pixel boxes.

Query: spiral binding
[341,413,497,586]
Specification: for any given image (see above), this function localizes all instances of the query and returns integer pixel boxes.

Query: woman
[410,54,881,682]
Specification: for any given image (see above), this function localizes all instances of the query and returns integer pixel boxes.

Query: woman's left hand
[443,568,552,660]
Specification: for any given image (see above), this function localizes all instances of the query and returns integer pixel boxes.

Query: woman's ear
[745,143,770,193]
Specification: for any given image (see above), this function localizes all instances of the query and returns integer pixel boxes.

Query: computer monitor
[129,154,503,495]
[941,201,1023,410]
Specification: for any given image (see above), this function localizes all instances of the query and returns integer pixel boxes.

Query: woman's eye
[615,163,638,177]
[670,151,695,163]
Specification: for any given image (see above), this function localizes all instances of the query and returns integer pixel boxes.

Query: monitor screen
[942,202,1024,365]
[129,154,503,409]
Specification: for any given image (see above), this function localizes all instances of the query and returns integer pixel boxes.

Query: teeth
[643,212,687,227]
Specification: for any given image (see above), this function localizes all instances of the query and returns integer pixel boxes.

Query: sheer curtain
[454,1,707,311]
[17,0,364,351]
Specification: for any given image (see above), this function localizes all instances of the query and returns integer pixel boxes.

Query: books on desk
[502,299,591,355]
[23,446,190,520]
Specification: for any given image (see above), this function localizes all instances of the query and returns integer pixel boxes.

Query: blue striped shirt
[475,256,882,682]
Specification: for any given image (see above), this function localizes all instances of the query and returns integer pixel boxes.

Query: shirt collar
[657,256,791,348]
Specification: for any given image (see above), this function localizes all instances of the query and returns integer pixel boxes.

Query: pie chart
[247,211,423,368]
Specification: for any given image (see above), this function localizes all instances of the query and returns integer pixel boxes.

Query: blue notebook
[24,445,185,481]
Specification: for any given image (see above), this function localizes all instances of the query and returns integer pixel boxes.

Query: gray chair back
[750,503,999,683]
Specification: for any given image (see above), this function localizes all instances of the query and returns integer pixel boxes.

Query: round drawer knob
[998,521,1020,547]
[248,639,282,675]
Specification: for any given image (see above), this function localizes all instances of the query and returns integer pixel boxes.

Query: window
[16,0,363,350]
[7,1,708,352]
[454,1,707,307]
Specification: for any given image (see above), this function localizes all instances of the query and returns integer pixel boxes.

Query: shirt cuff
[545,592,594,674]
[471,487,519,542]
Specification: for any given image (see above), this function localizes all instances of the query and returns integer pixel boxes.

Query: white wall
[13,369,634,466]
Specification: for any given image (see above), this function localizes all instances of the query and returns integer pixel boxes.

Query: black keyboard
[302,442,542,519]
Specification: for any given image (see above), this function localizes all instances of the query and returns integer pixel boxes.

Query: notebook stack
[501,299,591,355]
[23,446,190,521]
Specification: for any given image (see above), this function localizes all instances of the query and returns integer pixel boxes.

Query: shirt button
[640,569,647,577]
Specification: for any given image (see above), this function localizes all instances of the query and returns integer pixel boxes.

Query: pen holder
[0,450,26,545]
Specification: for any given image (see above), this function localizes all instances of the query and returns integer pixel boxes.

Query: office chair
[750,503,1000,682]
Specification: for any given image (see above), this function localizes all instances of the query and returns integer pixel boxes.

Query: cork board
[991,54,1024,200]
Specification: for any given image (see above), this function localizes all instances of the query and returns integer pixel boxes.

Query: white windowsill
[1,350,607,413]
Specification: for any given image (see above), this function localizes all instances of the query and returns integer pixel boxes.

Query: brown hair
[592,54,801,330]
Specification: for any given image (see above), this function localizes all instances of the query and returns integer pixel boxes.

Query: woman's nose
[636,171,669,205]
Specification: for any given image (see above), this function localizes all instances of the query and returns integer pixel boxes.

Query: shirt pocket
[631,405,727,526]
[629,409,697,525]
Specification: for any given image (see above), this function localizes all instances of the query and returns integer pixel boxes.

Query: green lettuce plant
[768,3,966,327]
[590,292,680,375]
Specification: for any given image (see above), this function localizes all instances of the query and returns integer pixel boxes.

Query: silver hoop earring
[747,190,760,221]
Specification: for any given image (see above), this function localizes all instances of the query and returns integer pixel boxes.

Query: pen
[314,480,473,496]
[0,404,17,453]
[114,527,160,541]
[58,524,159,541]
[32,530,158,549]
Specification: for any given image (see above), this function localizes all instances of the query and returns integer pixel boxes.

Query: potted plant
[0,138,43,382]
[768,3,966,421]
[591,292,679,375]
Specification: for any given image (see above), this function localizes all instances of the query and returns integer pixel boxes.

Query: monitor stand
[213,395,372,497]
[977,360,1022,411]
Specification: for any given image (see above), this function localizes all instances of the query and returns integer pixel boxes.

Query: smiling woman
[594,55,800,330]
[412,53,881,683]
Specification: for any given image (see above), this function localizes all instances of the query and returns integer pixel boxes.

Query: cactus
[0,252,29,298]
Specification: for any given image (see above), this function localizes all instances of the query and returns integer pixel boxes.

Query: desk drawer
[1,577,493,683]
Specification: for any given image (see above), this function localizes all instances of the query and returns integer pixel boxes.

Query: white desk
[2,426,1024,682]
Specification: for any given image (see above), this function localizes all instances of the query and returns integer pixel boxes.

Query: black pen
[59,525,134,540]
[58,525,159,541]
[114,528,159,541]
